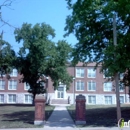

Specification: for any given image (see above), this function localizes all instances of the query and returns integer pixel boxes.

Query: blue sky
[1,0,77,53]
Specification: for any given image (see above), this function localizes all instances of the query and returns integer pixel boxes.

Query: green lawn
[0,104,54,128]
[67,104,130,127]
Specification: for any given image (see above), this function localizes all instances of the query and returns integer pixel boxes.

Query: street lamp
[73,77,75,105]
[46,76,49,104]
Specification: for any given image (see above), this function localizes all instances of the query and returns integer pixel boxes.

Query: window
[87,81,96,91]
[119,83,124,92]
[25,95,32,103]
[24,83,30,90]
[8,80,17,90]
[120,73,124,80]
[88,96,96,104]
[87,69,96,78]
[103,69,111,78]
[76,68,84,78]
[0,80,5,90]
[104,96,112,104]
[120,96,124,104]
[76,81,84,91]
[0,94,4,103]
[10,69,18,77]
[8,94,16,103]
[103,74,111,78]
[104,82,112,91]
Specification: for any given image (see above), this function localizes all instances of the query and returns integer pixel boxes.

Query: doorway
[57,87,64,99]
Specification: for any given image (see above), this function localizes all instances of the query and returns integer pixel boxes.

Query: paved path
[44,105,77,129]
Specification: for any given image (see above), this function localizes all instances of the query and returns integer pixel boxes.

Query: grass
[67,104,130,127]
[0,104,55,128]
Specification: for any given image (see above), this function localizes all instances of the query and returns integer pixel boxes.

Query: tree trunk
[32,93,36,106]
[115,73,121,121]
[113,14,121,122]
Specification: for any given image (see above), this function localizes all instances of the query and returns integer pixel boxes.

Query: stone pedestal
[34,95,45,125]
[75,94,86,125]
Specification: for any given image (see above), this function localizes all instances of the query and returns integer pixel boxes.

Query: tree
[45,40,73,90]
[65,0,130,121]
[14,23,72,102]
[0,31,16,77]
[0,1,16,77]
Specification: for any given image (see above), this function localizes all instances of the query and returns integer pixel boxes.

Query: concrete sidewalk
[44,105,76,129]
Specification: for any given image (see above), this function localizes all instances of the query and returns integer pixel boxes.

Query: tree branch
[0,0,17,28]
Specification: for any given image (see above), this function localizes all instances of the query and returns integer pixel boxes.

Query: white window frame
[76,68,84,78]
[120,96,124,104]
[120,73,124,80]
[0,80,5,90]
[10,69,18,77]
[0,94,4,103]
[8,94,16,103]
[87,81,96,91]
[8,80,17,90]
[87,68,96,78]
[88,95,96,104]
[103,74,105,78]
[103,74,111,79]
[103,69,111,78]
[76,80,84,91]
[104,96,112,105]
[24,83,30,90]
[119,83,124,92]
[24,94,32,104]
[103,82,112,92]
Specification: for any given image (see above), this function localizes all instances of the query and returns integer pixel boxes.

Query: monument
[75,94,86,125]
[34,95,46,125]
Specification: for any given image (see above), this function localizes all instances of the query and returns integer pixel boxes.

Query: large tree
[65,0,130,121]
[14,23,72,101]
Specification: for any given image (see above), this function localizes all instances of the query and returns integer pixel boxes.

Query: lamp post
[46,76,49,104]
[73,77,75,105]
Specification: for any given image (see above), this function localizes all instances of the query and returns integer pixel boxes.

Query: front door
[57,87,64,99]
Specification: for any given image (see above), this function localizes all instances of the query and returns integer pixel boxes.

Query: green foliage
[0,32,16,77]
[45,40,73,90]
[65,0,130,79]
[14,23,72,98]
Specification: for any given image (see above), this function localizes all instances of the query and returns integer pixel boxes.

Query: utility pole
[113,14,121,122]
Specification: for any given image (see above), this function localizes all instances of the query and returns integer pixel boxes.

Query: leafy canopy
[0,32,16,77]
[14,22,72,97]
[65,0,130,77]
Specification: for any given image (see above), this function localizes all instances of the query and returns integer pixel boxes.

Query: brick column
[34,95,46,125]
[75,94,86,125]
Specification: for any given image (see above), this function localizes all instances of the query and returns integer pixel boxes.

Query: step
[51,99,68,104]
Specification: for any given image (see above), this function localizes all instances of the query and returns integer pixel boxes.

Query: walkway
[44,105,77,130]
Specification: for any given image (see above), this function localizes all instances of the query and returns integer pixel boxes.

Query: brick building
[0,62,129,105]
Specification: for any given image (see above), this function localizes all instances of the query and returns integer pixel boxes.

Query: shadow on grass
[68,106,130,127]
[1,105,54,125]
[0,104,34,107]
[2,111,34,124]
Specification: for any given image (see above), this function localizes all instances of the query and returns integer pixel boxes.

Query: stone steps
[51,99,68,104]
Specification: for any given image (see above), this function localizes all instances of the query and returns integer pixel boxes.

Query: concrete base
[34,120,45,125]
[75,120,86,125]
